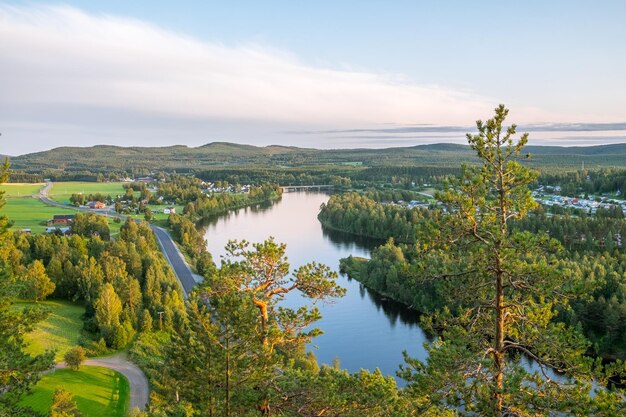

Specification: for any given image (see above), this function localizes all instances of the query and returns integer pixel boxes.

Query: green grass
[0,195,125,235]
[122,204,183,225]
[20,366,129,417]
[16,300,85,361]
[0,183,45,197]
[1,198,76,233]
[48,182,131,205]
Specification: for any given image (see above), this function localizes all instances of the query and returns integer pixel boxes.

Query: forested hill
[9,142,626,173]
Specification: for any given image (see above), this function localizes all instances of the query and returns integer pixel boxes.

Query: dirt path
[57,353,149,411]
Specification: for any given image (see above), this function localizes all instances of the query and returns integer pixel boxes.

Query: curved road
[38,182,203,410]
[56,354,149,411]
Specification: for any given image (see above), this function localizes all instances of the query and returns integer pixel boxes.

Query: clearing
[16,300,85,361]
[20,366,129,417]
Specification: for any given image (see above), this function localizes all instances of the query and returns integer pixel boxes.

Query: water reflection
[356,280,424,329]
[321,226,382,253]
[202,191,428,383]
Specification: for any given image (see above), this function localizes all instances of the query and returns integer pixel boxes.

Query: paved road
[56,354,149,411]
[150,225,197,297]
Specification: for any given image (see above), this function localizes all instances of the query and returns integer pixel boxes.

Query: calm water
[203,191,428,382]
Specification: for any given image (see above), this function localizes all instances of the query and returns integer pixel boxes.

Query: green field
[16,300,85,361]
[0,195,125,235]
[20,366,129,417]
[48,182,130,205]
[1,198,76,233]
[0,183,45,197]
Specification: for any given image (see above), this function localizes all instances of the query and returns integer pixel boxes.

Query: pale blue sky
[1,1,626,154]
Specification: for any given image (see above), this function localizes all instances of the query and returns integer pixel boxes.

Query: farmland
[47,182,131,205]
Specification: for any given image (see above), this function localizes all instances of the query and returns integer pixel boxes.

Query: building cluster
[201,182,251,194]
[382,200,431,209]
[532,186,626,215]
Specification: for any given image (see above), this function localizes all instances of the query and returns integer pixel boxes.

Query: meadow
[0,183,45,197]
[48,182,130,205]
[20,366,129,417]
[2,198,76,233]
[15,300,85,361]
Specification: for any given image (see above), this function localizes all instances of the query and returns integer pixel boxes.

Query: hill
[9,142,626,174]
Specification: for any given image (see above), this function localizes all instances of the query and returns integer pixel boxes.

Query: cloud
[0,5,623,155]
[0,5,512,152]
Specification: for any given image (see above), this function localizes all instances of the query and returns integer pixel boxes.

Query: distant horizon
[6,138,626,158]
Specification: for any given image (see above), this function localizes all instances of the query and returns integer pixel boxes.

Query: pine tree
[400,106,625,415]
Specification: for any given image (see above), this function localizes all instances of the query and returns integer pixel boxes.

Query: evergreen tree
[400,105,625,415]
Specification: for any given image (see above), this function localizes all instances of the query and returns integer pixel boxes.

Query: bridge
[281,184,334,193]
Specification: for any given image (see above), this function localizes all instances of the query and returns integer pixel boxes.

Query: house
[47,215,74,227]
[163,206,176,215]
[87,201,107,209]
[135,177,156,183]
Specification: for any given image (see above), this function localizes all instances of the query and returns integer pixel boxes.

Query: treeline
[9,172,43,183]
[196,167,360,186]
[352,166,460,187]
[196,165,461,188]
[538,168,626,196]
[318,192,441,243]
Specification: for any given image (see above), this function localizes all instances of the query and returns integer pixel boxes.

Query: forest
[3,109,626,415]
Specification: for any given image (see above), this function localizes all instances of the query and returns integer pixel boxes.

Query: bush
[64,346,86,370]
[81,337,109,356]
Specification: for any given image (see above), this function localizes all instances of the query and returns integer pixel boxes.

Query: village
[532,185,626,215]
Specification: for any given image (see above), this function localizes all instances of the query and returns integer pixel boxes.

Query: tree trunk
[494,148,507,416]
[494,265,505,416]
[226,331,230,417]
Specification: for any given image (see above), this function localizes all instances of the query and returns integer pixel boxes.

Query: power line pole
[157,311,165,331]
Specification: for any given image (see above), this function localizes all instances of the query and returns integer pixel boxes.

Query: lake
[203,191,429,383]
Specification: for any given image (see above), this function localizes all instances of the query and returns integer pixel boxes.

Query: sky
[1,1,626,155]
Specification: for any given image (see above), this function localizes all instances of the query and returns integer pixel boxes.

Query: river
[203,191,429,383]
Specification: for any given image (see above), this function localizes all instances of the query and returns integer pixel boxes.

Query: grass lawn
[20,366,129,417]
[0,183,45,197]
[15,300,85,361]
[48,182,131,205]
[122,204,183,226]
[1,198,76,233]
